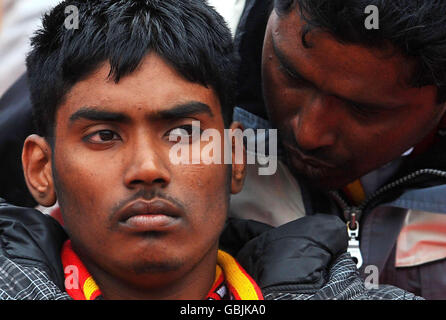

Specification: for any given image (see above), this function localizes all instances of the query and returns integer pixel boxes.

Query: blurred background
[0,0,61,96]
[0,0,246,97]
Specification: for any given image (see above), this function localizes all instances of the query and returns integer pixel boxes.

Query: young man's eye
[167,124,202,143]
[84,130,121,144]
[171,125,194,136]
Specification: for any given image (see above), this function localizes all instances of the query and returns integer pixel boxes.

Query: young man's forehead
[58,55,222,122]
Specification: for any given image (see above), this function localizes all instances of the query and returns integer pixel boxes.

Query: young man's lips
[117,199,183,232]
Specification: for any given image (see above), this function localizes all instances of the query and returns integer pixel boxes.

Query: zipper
[329,168,446,268]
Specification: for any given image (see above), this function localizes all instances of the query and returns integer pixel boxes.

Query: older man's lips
[117,199,182,232]
[283,143,337,169]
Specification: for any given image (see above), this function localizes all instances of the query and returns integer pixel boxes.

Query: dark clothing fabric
[233,0,272,120]
[0,199,67,290]
[0,73,36,208]
[380,245,446,299]
[222,215,348,293]
[324,139,446,300]
[0,199,420,300]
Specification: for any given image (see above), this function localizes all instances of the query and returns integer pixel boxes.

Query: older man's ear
[22,134,57,207]
[229,121,247,195]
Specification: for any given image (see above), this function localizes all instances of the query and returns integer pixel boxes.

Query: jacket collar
[0,203,68,290]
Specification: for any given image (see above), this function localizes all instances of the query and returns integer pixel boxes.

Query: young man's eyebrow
[69,107,131,124]
[271,35,314,86]
[69,101,214,125]
[152,101,214,120]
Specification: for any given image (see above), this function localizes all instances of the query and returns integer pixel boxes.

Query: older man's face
[262,9,446,190]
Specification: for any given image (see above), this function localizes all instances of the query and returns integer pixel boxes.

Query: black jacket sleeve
[0,199,67,291]
[221,214,348,294]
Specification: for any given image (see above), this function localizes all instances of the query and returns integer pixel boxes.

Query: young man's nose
[291,95,339,152]
[123,139,171,189]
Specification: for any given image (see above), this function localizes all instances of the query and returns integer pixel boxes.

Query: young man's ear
[229,121,247,195]
[22,134,57,207]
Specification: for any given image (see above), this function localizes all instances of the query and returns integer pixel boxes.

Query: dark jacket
[0,199,420,300]
[0,73,37,208]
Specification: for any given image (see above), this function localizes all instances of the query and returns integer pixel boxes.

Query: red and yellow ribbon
[61,240,262,300]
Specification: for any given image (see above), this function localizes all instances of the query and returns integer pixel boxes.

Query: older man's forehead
[270,10,416,107]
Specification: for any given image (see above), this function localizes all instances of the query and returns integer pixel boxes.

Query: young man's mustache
[110,189,187,220]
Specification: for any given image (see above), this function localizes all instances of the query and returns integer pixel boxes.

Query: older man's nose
[291,95,338,152]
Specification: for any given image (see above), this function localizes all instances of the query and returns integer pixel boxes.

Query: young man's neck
[77,244,219,300]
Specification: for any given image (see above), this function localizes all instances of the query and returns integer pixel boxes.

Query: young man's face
[262,9,446,190]
[23,53,245,298]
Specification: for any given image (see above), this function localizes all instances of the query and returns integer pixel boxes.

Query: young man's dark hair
[26,0,237,139]
[274,0,446,103]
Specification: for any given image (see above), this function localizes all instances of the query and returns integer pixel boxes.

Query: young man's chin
[130,257,185,276]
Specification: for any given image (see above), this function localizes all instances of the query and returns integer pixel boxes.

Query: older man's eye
[349,102,381,118]
[85,130,121,143]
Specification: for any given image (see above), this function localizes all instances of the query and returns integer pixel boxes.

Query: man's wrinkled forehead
[268,9,419,107]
